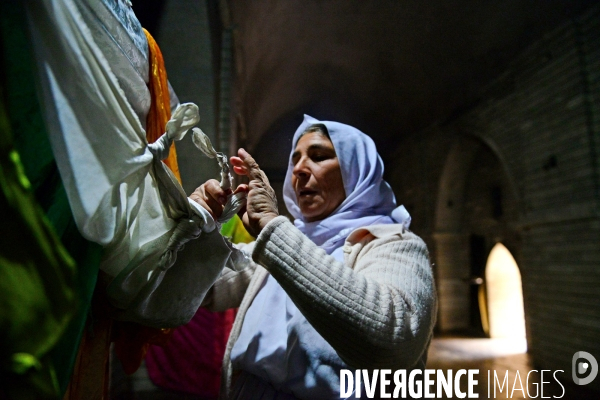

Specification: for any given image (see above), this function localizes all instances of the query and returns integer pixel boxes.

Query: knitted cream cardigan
[202,216,437,399]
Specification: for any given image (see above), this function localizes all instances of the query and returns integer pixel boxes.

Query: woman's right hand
[230,148,279,236]
[189,179,230,220]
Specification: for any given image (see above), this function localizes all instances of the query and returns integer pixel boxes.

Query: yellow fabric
[143,28,181,183]
[220,214,254,244]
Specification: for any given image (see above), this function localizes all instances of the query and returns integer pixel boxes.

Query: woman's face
[291,132,346,222]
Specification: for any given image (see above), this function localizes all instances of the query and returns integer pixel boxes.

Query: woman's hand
[189,179,230,219]
[230,148,279,236]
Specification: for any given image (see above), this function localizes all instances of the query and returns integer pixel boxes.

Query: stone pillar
[433,232,471,331]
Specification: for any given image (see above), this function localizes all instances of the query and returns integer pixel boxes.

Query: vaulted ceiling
[228,0,596,169]
[135,0,597,170]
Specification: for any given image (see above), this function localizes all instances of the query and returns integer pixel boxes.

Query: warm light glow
[485,243,526,339]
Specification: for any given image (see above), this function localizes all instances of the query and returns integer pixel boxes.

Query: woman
[191,115,437,399]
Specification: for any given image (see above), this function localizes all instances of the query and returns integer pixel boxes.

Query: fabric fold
[26,0,230,327]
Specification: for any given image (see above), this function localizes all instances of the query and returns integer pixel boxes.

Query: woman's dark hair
[297,123,331,143]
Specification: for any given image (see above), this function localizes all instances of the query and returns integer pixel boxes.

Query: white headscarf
[283,115,410,255]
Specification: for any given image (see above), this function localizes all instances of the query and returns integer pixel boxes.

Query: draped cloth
[145,216,253,398]
[143,28,181,182]
[0,1,105,397]
[230,116,411,399]
[25,0,231,329]
[0,59,78,400]
[110,27,178,377]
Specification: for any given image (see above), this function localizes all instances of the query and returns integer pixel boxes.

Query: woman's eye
[312,154,330,162]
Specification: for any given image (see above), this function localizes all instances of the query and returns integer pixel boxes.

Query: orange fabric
[111,29,179,377]
[143,28,181,183]
[63,274,113,400]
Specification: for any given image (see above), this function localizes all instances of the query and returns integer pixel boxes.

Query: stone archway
[433,134,520,334]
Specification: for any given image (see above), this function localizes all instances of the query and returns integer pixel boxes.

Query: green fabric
[0,75,74,400]
[0,0,102,397]
[221,214,254,244]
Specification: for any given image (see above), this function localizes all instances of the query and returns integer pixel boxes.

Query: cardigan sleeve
[252,216,437,370]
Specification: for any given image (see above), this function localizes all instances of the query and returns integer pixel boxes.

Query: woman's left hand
[230,148,279,236]
[189,179,231,219]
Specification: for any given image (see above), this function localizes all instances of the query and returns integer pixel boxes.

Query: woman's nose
[292,158,310,179]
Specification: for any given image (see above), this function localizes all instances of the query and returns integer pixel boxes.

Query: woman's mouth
[299,189,318,197]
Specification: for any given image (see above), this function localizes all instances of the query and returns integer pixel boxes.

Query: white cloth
[25,0,230,327]
[230,117,412,398]
[230,254,356,400]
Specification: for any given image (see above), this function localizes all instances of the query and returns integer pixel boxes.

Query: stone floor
[425,336,598,399]
[111,336,599,399]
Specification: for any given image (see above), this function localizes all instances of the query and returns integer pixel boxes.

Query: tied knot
[158,218,204,272]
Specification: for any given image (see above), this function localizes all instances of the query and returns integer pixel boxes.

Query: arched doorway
[433,134,521,334]
[484,243,526,340]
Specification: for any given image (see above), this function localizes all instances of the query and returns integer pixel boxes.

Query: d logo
[572,351,598,385]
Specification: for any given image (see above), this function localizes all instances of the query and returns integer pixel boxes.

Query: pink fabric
[146,308,236,398]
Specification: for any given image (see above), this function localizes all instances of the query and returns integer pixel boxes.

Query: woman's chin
[300,207,325,222]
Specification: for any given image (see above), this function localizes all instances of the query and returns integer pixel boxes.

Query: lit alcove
[485,243,526,340]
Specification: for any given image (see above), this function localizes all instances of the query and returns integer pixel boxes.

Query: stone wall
[390,5,600,389]
[156,0,220,195]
